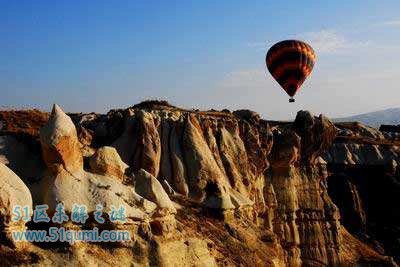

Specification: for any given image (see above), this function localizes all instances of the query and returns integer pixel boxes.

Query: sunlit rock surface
[0,162,33,248]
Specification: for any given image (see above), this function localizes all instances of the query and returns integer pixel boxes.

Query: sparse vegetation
[132,99,175,109]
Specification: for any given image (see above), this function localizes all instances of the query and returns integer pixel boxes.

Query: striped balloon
[266,40,316,102]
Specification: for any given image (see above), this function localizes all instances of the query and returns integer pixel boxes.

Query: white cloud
[376,20,400,27]
[300,30,347,53]
[247,30,371,54]
[299,30,371,53]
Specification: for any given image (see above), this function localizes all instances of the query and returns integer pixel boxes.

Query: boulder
[135,169,176,214]
[89,146,128,181]
[0,162,33,247]
[40,104,83,175]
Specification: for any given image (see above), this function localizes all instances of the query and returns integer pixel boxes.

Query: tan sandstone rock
[40,104,83,175]
[135,169,176,214]
[0,162,33,248]
[269,111,342,266]
[132,111,161,177]
[40,105,156,224]
[182,114,234,210]
[89,146,128,181]
[151,238,217,267]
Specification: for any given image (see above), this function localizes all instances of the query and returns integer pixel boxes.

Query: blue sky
[1,1,400,119]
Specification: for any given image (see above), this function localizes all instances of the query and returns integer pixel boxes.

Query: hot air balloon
[266,40,316,102]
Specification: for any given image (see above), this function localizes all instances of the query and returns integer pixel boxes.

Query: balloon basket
[289,98,295,103]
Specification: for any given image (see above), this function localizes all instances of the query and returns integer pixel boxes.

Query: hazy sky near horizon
[1,1,400,120]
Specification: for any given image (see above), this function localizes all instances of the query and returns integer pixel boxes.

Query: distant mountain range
[334,108,400,128]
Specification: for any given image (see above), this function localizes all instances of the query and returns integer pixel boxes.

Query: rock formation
[324,120,400,263]
[135,169,176,214]
[89,146,128,181]
[0,102,397,266]
[267,112,342,266]
[0,162,33,248]
[40,104,84,175]
[39,105,163,223]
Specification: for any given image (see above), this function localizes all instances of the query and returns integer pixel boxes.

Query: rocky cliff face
[268,111,342,266]
[0,101,397,266]
[323,121,400,263]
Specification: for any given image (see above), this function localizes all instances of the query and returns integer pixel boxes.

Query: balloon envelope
[266,40,316,98]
